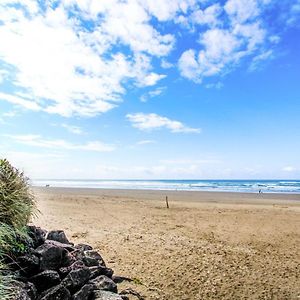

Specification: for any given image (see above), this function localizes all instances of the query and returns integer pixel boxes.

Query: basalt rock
[47,230,70,244]
[35,242,67,271]
[90,275,118,293]
[8,228,141,300]
[72,284,94,300]
[62,266,91,292]
[75,244,93,251]
[29,270,61,292]
[17,252,40,275]
[59,260,86,279]
[28,226,47,249]
[39,284,71,300]
[89,266,114,279]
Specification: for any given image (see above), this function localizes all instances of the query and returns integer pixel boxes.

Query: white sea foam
[32,180,300,193]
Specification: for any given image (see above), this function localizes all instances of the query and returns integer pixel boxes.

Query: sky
[0,0,300,180]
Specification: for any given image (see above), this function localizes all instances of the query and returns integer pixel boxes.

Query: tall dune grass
[0,159,37,228]
[0,159,38,299]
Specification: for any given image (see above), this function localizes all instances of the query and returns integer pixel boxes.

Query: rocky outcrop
[9,226,140,300]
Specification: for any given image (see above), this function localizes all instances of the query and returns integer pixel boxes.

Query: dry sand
[33,188,300,300]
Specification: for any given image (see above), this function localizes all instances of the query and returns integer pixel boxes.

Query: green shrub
[0,159,38,299]
[0,159,38,229]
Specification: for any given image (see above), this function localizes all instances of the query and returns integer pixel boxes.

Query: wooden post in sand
[165,196,169,209]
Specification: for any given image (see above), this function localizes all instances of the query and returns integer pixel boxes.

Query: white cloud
[249,49,273,71]
[0,1,171,117]
[287,0,300,25]
[0,92,41,111]
[161,59,173,69]
[140,0,196,22]
[178,0,275,83]
[126,113,201,133]
[179,22,266,82]
[140,87,165,102]
[224,0,260,23]
[191,4,222,27]
[282,166,296,172]
[61,123,84,135]
[138,73,166,87]
[4,134,115,152]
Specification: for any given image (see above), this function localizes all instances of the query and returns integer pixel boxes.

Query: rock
[94,290,123,300]
[17,252,40,275]
[47,230,70,244]
[35,243,67,270]
[90,275,117,293]
[59,260,85,278]
[28,226,47,248]
[62,252,77,268]
[72,284,94,300]
[25,281,38,300]
[75,244,93,251]
[39,284,71,300]
[83,250,106,267]
[45,239,75,252]
[82,256,99,267]
[90,266,114,279]
[62,266,91,292]
[29,270,61,292]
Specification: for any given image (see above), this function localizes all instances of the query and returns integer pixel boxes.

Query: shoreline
[33,186,300,203]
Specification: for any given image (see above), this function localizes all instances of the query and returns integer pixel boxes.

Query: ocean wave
[32,179,300,193]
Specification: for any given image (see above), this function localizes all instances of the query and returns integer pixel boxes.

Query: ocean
[32,179,300,193]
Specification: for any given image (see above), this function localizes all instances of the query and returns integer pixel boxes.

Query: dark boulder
[47,230,70,244]
[39,284,71,300]
[90,275,117,293]
[29,270,61,292]
[35,243,67,270]
[45,239,75,252]
[59,260,85,278]
[72,284,94,300]
[75,244,93,251]
[89,266,114,279]
[62,252,77,268]
[62,266,91,292]
[17,252,40,275]
[83,250,106,267]
[28,226,47,249]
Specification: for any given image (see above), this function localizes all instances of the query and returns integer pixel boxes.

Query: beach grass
[0,159,37,299]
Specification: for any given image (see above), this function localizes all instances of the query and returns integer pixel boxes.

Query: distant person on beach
[259,189,262,193]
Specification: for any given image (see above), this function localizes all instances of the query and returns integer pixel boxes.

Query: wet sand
[33,188,300,300]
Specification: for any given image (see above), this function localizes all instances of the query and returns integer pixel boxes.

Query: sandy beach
[33,188,300,300]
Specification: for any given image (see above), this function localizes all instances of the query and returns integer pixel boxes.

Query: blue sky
[0,0,299,179]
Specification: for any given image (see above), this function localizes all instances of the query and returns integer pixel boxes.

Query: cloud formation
[0,1,170,117]
[5,134,115,152]
[0,0,298,118]
[126,113,200,133]
[178,0,280,82]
